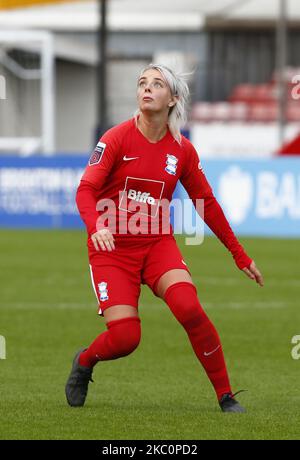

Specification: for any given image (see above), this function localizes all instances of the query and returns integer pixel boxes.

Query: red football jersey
[77,117,252,269]
[81,117,212,237]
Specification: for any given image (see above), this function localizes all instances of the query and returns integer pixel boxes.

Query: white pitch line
[205,301,289,309]
[1,300,295,311]
[193,276,300,287]
[139,301,292,310]
[0,302,96,310]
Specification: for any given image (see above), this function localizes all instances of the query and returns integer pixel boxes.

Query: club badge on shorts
[165,154,178,175]
[98,281,109,301]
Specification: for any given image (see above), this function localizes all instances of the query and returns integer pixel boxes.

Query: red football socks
[79,316,141,368]
[79,282,232,401]
[164,281,232,401]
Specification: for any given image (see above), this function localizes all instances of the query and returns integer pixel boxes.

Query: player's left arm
[180,142,264,287]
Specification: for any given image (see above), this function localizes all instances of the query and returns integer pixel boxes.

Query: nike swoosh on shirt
[123,155,139,161]
[203,345,221,357]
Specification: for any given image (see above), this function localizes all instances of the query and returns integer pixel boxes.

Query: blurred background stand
[0,0,299,235]
[276,0,288,148]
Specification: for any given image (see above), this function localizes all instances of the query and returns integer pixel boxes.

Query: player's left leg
[155,269,193,298]
[158,271,232,397]
[157,270,245,412]
[142,236,245,412]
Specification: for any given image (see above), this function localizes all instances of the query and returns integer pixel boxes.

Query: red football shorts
[88,235,191,316]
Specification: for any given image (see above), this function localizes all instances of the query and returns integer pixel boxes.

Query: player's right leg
[81,262,142,364]
[79,305,141,367]
[65,305,141,407]
[65,260,142,407]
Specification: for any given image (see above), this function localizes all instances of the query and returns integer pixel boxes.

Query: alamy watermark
[95,194,205,245]
[291,75,300,100]
[0,335,6,359]
[0,75,6,100]
[291,335,300,360]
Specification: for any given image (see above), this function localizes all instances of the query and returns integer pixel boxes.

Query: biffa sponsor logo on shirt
[127,189,156,205]
[119,176,165,217]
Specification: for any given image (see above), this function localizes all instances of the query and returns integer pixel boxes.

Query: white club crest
[165,154,178,175]
[98,281,109,301]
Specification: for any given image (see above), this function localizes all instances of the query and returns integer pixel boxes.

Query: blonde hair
[134,63,190,145]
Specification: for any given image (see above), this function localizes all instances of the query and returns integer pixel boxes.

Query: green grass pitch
[0,230,299,440]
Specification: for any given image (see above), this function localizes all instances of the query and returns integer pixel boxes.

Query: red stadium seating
[248,102,278,123]
[286,103,300,122]
[228,102,249,122]
[252,84,276,103]
[191,67,300,125]
[191,102,213,122]
[228,84,256,103]
[210,102,232,122]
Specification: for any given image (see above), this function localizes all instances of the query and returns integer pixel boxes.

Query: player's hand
[91,229,115,252]
[242,260,264,287]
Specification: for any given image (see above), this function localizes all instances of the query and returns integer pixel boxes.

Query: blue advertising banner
[174,157,300,237]
[0,155,86,229]
[0,155,299,237]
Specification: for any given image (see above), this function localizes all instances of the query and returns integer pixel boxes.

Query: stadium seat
[287,103,300,122]
[191,102,213,122]
[253,84,276,103]
[228,102,249,122]
[248,102,278,122]
[228,84,256,103]
[210,102,232,122]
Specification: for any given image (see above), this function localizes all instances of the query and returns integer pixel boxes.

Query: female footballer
[65,64,264,412]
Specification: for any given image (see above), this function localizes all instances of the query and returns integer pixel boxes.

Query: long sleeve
[180,142,252,270]
[76,126,120,236]
[76,180,100,236]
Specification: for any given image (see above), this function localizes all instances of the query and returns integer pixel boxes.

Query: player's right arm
[76,128,120,251]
